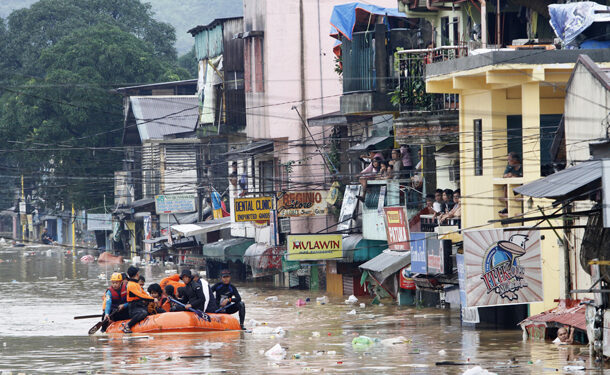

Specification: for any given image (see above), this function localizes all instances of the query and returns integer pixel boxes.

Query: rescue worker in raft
[121,266,154,333]
[179,269,207,312]
[212,269,246,329]
[100,272,129,333]
[191,269,218,313]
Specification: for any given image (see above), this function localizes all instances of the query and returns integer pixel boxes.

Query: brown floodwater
[0,244,603,374]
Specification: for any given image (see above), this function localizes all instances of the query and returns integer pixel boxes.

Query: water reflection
[0,244,603,374]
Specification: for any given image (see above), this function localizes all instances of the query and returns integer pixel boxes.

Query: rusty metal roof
[519,299,587,331]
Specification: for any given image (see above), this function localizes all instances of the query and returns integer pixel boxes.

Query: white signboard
[87,213,113,231]
[155,194,197,214]
[463,228,543,308]
[337,185,361,232]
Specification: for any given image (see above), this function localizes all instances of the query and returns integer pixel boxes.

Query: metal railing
[395,46,468,112]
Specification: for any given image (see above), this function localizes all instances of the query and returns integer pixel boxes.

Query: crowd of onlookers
[424,188,461,225]
[358,145,415,180]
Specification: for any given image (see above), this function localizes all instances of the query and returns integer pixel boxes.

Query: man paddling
[100,272,129,333]
[212,269,246,330]
[179,269,206,312]
[122,266,154,333]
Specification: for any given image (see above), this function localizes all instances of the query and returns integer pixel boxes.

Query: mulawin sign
[463,228,543,308]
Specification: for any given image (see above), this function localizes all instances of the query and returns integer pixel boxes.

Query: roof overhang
[359,250,411,283]
[171,217,231,237]
[424,49,610,94]
[513,160,601,202]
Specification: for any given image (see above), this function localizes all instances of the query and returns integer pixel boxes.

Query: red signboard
[399,267,416,290]
[383,207,410,251]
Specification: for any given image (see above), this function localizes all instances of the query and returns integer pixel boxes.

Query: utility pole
[21,175,26,241]
[72,203,76,252]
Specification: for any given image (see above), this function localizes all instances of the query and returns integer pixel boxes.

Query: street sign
[286,234,343,261]
[383,206,410,251]
[233,197,272,222]
[155,194,196,214]
[86,213,113,231]
[410,232,428,274]
[337,185,360,232]
[277,191,328,217]
[463,228,543,308]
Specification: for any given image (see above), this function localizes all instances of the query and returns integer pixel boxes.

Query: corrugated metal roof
[513,160,601,199]
[520,299,586,331]
[349,136,392,152]
[359,250,411,282]
[130,96,198,141]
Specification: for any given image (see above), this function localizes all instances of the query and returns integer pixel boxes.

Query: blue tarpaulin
[549,2,610,48]
[330,2,407,55]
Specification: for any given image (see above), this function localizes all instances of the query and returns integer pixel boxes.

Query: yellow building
[425,50,610,315]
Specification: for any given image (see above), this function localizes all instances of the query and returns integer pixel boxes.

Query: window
[452,17,459,46]
[441,17,450,46]
[474,119,483,176]
[260,160,274,194]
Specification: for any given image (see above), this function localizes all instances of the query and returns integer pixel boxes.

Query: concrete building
[425,49,610,317]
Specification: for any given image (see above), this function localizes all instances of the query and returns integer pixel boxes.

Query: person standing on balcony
[503,152,523,178]
[389,149,404,179]
[400,145,412,176]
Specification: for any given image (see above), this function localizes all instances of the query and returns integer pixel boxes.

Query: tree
[178,46,198,78]
[0,23,187,208]
[4,0,177,75]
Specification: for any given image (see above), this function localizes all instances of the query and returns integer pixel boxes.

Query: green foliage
[178,47,198,78]
[0,1,189,209]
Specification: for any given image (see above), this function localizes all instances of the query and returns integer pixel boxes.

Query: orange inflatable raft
[105,311,241,334]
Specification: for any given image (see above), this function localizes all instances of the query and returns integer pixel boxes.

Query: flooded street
[0,244,601,374]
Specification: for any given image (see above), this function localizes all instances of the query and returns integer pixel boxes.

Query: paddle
[168,297,210,322]
[74,314,103,320]
[87,309,124,335]
[215,302,236,313]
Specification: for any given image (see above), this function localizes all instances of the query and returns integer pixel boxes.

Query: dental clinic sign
[463,228,543,308]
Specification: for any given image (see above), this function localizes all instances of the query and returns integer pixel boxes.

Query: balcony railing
[395,46,468,112]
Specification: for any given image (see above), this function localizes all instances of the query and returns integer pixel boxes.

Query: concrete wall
[563,62,610,301]
[564,63,610,164]
[241,0,396,234]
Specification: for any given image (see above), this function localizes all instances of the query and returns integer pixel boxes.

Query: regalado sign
[383,207,410,251]
[286,234,342,261]
[276,191,327,217]
[463,228,543,308]
[233,197,272,222]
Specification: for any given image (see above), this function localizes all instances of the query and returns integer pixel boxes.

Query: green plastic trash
[352,336,374,350]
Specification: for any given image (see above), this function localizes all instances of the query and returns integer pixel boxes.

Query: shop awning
[143,236,169,244]
[340,235,386,263]
[359,250,411,283]
[223,140,274,161]
[202,237,254,262]
[513,161,601,201]
[171,217,231,237]
[244,243,282,277]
